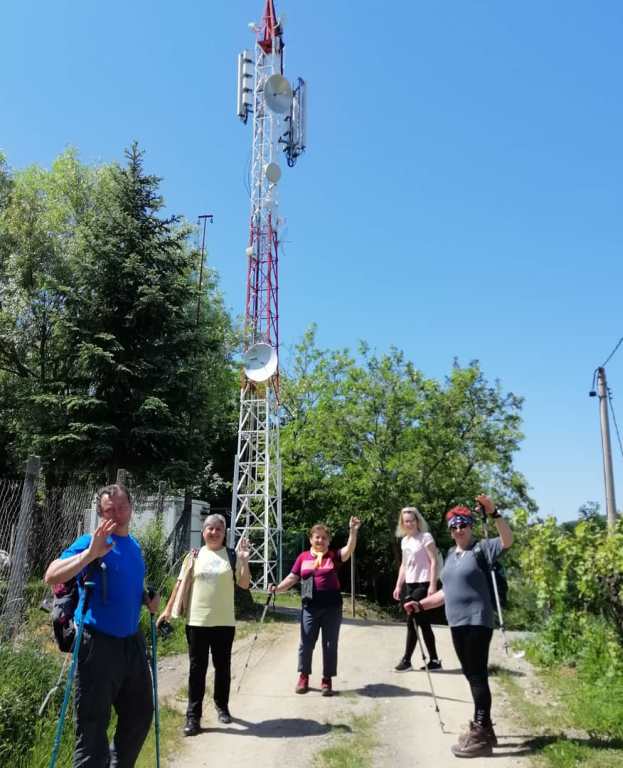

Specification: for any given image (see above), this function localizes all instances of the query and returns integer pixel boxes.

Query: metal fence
[0,460,192,639]
[0,458,100,637]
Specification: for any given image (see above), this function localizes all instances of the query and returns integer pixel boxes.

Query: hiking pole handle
[474,502,488,524]
[259,591,275,623]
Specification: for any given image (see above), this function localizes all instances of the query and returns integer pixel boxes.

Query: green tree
[280,327,535,599]
[0,146,238,492]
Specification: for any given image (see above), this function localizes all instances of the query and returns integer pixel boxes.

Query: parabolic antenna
[264,74,292,114]
[265,162,281,184]
[243,342,278,382]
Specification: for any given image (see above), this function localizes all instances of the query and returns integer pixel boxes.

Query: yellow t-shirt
[179,547,237,627]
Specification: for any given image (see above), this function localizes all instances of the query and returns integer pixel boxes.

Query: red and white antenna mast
[230,0,307,588]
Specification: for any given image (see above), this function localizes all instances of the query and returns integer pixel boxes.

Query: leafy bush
[136,517,170,592]
[0,642,65,761]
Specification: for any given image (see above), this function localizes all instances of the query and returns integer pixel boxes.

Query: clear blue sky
[2,1,623,521]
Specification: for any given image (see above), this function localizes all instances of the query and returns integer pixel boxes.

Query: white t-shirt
[401,532,435,583]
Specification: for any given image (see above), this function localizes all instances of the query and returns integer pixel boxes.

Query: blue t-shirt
[440,537,504,629]
[60,533,145,638]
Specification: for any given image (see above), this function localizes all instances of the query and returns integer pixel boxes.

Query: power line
[601,336,623,368]
[607,390,623,462]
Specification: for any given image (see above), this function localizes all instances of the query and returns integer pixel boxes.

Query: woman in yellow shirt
[158,514,250,736]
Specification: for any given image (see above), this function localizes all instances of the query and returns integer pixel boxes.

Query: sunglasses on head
[450,523,469,531]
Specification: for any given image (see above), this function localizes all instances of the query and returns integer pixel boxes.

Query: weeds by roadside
[496,667,623,768]
[314,711,379,768]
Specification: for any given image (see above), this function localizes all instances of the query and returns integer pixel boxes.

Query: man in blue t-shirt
[45,483,160,768]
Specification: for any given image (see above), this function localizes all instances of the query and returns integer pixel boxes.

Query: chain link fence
[0,460,200,640]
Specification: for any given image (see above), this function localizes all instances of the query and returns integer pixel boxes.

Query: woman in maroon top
[270,517,361,696]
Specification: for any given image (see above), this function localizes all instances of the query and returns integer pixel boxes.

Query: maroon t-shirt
[291,549,342,605]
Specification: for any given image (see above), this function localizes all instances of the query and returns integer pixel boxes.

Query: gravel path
[158,616,534,767]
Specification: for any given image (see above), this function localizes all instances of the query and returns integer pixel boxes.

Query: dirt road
[160,615,532,767]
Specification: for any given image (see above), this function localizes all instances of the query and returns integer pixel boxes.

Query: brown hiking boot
[456,722,474,748]
[457,720,498,749]
[484,722,498,747]
[451,722,493,758]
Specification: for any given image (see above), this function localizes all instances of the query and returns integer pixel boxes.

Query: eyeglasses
[450,523,469,531]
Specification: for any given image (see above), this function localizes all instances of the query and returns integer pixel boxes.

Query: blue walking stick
[48,579,94,768]
[150,613,161,768]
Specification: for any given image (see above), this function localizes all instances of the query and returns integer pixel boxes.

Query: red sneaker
[295,673,309,694]
[321,677,333,697]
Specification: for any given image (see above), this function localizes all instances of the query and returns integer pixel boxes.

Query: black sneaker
[216,707,232,724]
[394,658,412,672]
[183,717,200,737]
[420,659,442,671]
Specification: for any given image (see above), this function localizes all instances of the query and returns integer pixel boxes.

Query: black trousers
[402,582,439,662]
[74,628,153,768]
[450,625,494,725]
[185,625,235,720]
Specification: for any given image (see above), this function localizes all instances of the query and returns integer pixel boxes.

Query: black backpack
[51,559,105,652]
[472,542,508,610]
[226,547,237,581]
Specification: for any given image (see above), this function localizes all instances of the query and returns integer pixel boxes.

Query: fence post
[156,481,166,523]
[1,455,41,637]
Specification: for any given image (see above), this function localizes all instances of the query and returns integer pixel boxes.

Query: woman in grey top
[404,494,513,759]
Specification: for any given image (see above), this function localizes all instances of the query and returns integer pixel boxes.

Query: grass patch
[496,669,623,768]
[314,711,379,768]
[135,705,183,768]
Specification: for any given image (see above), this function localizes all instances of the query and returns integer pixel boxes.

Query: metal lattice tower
[229,0,306,589]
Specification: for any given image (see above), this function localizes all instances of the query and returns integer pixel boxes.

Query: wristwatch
[490,509,502,519]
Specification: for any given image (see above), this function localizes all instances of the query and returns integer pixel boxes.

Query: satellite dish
[243,342,278,382]
[265,162,281,184]
[264,74,292,114]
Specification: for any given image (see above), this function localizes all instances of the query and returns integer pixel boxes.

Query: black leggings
[451,625,493,726]
[403,582,439,662]
[185,625,235,719]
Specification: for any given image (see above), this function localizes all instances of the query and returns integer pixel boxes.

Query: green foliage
[280,326,534,599]
[0,146,238,494]
[0,642,65,762]
[512,509,623,644]
[509,509,623,746]
[136,517,170,592]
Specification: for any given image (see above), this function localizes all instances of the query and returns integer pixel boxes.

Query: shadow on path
[197,717,351,739]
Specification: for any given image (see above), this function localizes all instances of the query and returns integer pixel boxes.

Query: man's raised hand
[88,519,116,560]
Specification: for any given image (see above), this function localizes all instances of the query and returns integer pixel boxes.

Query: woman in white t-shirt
[157,514,250,736]
[392,506,442,671]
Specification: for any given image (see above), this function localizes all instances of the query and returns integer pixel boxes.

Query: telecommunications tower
[229,0,307,588]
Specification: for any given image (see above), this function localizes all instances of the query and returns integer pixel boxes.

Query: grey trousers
[298,601,342,678]
[73,627,153,768]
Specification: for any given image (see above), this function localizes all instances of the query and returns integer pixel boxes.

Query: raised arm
[236,537,251,590]
[44,519,116,585]
[476,493,513,549]
[340,517,361,562]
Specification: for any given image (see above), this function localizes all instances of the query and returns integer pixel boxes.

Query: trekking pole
[48,580,94,768]
[149,612,161,768]
[476,505,512,657]
[236,591,275,694]
[411,612,446,733]
[39,655,70,717]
